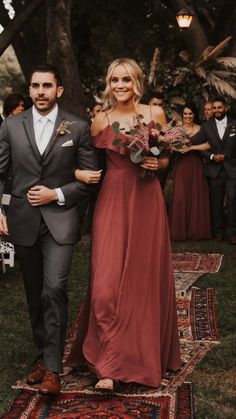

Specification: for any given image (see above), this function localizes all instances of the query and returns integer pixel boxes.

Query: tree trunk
[47,0,86,117]
[164,0,209,60]
[0,0,45,56]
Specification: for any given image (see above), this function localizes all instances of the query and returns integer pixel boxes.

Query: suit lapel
[221,118,231,143]
[212,118,222,144]
[22,109,42,163]
[42,110,65,160]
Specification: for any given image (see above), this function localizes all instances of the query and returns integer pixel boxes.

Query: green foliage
[0,46,26,100]
[149,38,236,106]
[111,121,120,134]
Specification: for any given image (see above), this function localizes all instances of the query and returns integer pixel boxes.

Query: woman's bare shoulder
[138,103,165,124]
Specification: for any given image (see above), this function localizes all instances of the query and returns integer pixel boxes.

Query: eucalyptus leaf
[137,114,144,119]
[112,121,121,133]
[150,146,160,156]
[112,138,123,146]
[130,149,143,163]
[156,122,162,130]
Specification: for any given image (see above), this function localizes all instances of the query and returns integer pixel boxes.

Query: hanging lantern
[176,8,193,29]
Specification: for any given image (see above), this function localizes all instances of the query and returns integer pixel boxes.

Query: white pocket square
[61,140,74,147]
[229,133,235,137]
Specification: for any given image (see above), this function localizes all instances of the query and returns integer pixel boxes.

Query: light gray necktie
[37,118,49,154]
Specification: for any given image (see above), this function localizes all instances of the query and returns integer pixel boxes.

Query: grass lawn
[0,237,235,418]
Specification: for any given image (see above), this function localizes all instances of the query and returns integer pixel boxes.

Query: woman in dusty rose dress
[169,103,212,241]
[66,58,180,390]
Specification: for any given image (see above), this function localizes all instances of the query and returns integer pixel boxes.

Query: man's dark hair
[148,91,165,101]
[3,93,26,117]
[212,96,227,105]
[29,64,62,87]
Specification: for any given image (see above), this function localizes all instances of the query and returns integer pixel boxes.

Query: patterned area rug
[6,253,222,419]
[172,253,223,273]
[11,288,219,419]
[2,383,193,419]
[174,272,203,295]
[173,253,223,295]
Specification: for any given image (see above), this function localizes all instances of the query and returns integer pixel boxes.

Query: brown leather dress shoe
[39,371,61,395]
[26,359,46,385]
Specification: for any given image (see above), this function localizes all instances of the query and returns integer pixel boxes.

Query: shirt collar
[32,104,58,124]
[215,116,227,125]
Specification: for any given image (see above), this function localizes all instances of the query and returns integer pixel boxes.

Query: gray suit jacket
[0,107,98,245]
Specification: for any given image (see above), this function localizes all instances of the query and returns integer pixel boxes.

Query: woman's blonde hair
[102,58,144,109]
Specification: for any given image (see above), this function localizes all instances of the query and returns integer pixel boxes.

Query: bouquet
[112,115,191,168]
[112,114,170,166]
[155,119,191,151]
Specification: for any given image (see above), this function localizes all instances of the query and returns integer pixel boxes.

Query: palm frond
[204,36,232,61]
[179,50,190,62]
[206,74,236,98]
[216,57,236,69]
[195,66,207,79]
[148,48,160,85]
[212,70,236,79]
[198,46,215,63]
[202,89,209,101]
[169,96,186,105]
[176,67,191,72]
[196,37,232,66]
[173,73,187,86]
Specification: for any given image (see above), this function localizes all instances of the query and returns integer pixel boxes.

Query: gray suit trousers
[15,218,74,373]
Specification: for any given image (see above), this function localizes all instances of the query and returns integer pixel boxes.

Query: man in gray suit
[0,64,100,394]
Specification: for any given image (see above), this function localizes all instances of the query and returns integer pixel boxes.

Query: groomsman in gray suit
[0,64,99,394]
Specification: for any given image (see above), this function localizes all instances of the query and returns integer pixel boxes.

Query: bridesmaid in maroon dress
[169,103,212,241]
[70,58,180,391]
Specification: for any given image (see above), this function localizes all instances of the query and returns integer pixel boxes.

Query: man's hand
[27,185,58,206]
[213,154,225,163]
[0,213,9,236]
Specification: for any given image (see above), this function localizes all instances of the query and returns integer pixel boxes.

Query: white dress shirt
[210,116,228,160]
[32,105,65,204]
[215,116,227,139]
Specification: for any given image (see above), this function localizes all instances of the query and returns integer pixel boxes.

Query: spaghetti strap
[105,111,110,126]
[149,105,153,120]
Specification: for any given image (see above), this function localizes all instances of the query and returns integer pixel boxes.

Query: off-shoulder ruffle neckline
[92,120,156,139]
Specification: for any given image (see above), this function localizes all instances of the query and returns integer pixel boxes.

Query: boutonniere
[56,120,76,136]
[227,124,236,136]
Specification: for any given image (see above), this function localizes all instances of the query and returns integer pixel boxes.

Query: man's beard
[34,97,57,113]
[214,112,226,121]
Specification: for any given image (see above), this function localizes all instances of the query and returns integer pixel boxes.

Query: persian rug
[174,272,203,295]
[172,252,223,273]
[12,288,219,399]
[2,382,193,419]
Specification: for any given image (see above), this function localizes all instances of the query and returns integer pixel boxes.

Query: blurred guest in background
[203,101,213,121]
[3,92,26,117]
[90,101,103,122]
[149,92,165,107]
